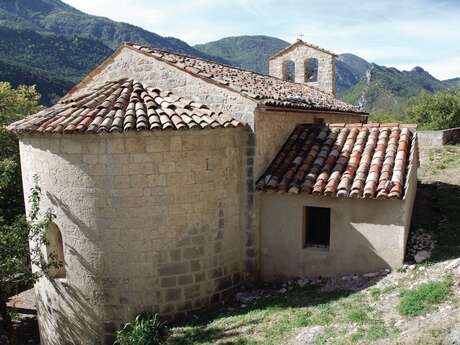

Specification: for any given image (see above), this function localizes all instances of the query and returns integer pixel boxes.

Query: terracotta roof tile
[257,123,417,200]
[7,79,241,134]
[123,43,364,114]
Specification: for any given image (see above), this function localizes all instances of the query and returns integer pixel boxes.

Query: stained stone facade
[19,129,244,345]
[269,39,337,95]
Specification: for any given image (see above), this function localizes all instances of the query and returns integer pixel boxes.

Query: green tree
[0,82,43,222]
[0,176,59,345]
[0,83,44,344]
[407,90,460,130]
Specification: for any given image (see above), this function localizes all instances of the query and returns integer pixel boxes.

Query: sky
[62,0,460,80]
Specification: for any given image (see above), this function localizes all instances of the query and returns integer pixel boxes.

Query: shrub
[399,277,453,317]
[407,90,460,130]
[115,314,167,345]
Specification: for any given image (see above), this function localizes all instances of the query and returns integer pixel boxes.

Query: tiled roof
[269,39,338,59]
[256,123,418,200]
[124,43,363,114]
[7,79,241,134]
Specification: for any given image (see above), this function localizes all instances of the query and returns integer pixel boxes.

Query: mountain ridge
[0,0,457,115]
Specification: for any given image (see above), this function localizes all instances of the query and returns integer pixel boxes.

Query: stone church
[8,39,417,345]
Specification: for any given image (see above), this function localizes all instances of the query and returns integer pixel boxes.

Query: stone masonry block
[165,288,182,301]
[107,139,125,153]
[60,139,82,154]
[178,275,194,286]
[158,262,189,277]
[161,277,177,288]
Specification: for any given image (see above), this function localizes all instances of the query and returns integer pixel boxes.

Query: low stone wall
[418,127,460,146]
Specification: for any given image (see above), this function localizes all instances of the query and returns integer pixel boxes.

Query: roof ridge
[269,39,338,60]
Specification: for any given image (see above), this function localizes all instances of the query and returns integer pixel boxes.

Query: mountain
[0,25,112,104]
[0,0,228,63]
[0,56,72,105]
[444,78,460,89]
[0,2,458,113]
[336,54,371,94]
[341,65,449,114]
[195,35,289,75]
[0,26,112,81]
[0,0,232,105]
[194,35,368,95]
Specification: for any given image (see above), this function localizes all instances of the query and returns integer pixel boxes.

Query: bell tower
[269,39,337,96]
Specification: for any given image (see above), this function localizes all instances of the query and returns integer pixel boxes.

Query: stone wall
[19,128,244,345]
[418,127,460,146]
[269,45,336,95]
[71,46,259,277]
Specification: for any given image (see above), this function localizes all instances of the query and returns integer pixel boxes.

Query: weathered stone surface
[293,326,323,344]
[269,40,336,96]
[445,328,460,345]
[414,250,431,263]
[19,128,244,345]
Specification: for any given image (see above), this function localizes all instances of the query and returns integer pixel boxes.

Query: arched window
[47,223,66,278]
[283,60,296,82]
[305,58,319,82]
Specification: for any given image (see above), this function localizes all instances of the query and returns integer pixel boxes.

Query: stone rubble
[445,328,460,345]
[406,228,434,262]
[293,326,323,344]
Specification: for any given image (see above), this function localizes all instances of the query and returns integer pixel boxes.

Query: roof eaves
[256,103,368,116]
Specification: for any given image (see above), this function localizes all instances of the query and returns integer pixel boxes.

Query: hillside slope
[0,56,71,105]
[0,26,112,81]
[195,35,289,74]
[341,65,449,114]
[0,0,229,62]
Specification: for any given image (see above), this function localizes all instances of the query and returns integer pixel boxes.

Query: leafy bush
[399,276,453,317]
[407,90,460,130]
[115,314,167,345]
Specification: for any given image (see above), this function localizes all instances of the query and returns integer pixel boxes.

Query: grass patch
[368,288,381,300]
[399,276,453,317]
[346,306,370,324]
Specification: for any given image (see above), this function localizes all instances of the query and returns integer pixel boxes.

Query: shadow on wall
[408,181,460,263]
[37,280,101,345]
[39,192,104,344]
[46,192,100,243]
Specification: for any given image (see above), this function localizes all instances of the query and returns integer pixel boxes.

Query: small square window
[304,206,331,248]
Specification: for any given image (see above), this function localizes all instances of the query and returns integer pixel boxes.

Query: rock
[294,326,323,344]
[235,292,257,303]
[363,272,378,278]
[445,328,460,345]
[454,266,460,277]
[414,250,431,263]
[297,278,309,287]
